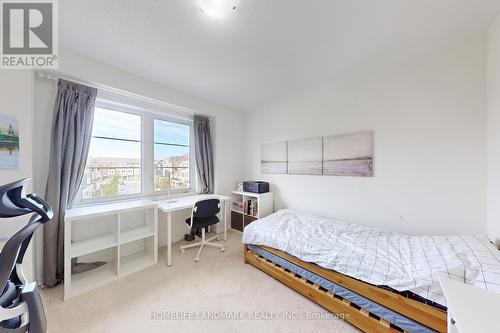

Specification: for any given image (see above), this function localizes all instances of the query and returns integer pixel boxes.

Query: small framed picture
[0,116,19,169]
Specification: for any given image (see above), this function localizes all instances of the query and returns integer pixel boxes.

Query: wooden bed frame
[244,244,447,333]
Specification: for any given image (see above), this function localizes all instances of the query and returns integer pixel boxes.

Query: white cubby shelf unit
[64,199,158,300]
[230,191,273,232]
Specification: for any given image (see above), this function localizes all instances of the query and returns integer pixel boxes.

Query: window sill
[74,191,200,208]
[149,191,199,201]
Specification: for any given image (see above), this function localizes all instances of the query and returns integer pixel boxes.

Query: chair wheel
[216,237,221,241]
[194,257,199,262]
[221,247,225,252]
[180,249,185,253]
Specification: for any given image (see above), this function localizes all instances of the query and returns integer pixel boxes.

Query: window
[154,119,191,192]
[80,107,142,200]
[77,100,196,204]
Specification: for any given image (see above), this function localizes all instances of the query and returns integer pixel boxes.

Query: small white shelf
[120,226,154,245]
[70,261,117,298]
[120,251,155,277]
[231,208,258,218]
[231,191,273,199]
[64,200,158,300]
[230,190,273,231]
[71,234,117,258]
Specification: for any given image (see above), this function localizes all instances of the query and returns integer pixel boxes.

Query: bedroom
[0,0,500,332]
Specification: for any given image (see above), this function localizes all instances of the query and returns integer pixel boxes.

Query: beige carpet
[42,230,360,333]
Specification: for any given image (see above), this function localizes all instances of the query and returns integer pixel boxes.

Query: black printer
[243,181,269,194]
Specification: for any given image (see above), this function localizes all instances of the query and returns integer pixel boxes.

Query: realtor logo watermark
[1,0,58,69]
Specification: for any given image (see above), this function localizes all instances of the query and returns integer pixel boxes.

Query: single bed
[242,209,500,333]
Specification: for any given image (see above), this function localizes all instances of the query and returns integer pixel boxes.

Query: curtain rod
[35,71,214,120]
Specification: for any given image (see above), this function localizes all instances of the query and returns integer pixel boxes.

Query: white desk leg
[224,200,227,241]
[167,212,172,267]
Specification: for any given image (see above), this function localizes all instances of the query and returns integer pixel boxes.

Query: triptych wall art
[261,131,373,177]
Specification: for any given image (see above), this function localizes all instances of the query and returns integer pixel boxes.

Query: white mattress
[242,209,500,306]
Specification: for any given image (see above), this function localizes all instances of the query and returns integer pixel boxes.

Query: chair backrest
[0,179,53,291]
[0,215,42,291]
[193,198,220,219]
[0,179,33,218]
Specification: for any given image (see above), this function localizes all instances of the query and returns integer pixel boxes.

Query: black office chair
[180,198,225,262]
[0,178,53,333]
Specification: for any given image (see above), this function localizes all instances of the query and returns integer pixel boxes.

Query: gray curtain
[193,115,214,194]
[43,79,97,287]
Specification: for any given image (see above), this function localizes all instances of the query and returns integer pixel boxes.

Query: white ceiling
[60,0,500,111]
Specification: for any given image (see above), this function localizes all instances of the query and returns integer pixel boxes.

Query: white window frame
[76,97,197,206]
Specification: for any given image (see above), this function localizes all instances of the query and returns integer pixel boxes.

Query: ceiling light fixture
[198,0,240,19]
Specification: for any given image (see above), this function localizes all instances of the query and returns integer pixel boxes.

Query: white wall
[487,13,500,246]
[33,48,245,280]
[244,37,487,236]
[0,71,35,280]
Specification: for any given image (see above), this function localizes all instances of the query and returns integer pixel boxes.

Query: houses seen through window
[154,119,190,192]
[80,108,142,200]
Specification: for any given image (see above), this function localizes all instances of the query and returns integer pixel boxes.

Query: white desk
[157,194,230,267]
[439,273,500,333]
